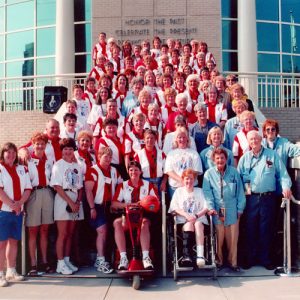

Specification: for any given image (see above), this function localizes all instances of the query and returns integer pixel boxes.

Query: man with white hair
[237,130,292,270]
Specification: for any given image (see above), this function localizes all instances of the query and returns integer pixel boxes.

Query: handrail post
[161,192,167,277]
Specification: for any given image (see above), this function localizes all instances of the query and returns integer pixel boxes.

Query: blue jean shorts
[0,211,23,241]
[89,204,107,229]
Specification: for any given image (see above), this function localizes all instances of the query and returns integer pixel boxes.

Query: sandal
[27,266,38,276]
[40,263,55,274]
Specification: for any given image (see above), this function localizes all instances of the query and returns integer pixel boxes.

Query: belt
[251,191,274,197]
[64,189,77,193]
[33,186,49,190]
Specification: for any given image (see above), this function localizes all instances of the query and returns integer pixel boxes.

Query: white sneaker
[196,256,205,268]
[56,261,73,275]
[64,259,78,273]
[97,260,114,274]
[5,270,24,281]
[118,256,129,270]
[94,256,102,268]
[0,275,8,287]
[143,257,154,269]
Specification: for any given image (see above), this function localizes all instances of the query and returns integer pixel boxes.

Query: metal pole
[161,192,167,277]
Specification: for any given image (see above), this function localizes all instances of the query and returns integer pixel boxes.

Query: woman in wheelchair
[111,161,158,271]
[202,148,245,272]
[169,168,208,268]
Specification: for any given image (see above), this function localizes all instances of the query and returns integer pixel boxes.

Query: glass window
[257,23,279,52]
[7,1,34,31]
[75,23,91,53]
[37,0,56,26]
[222,51,238,72]
[282,54,300,73]
[6,59,34,77]
[37,27,55,56]
[75,0,91,22]
[0,7,4,33]
[282,0,300,23]
[6,30,34,60]
[0,63,4,78]
[256,0,279,21]
[75,54,91,73]
[258,54,280,72]
[221,0,237,18]
[0,35,4,61]
[6,0,27,4]
[37,57,55,75]
[222,20,237,50]
[282,24,300,54]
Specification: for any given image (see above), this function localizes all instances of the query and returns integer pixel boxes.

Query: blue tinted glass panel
[37,0,56,26]
[37,57,55,75]
[7,1,34,31]
[75,23,91,53]
[75,54,91,73]
[258,54,280,72]
[282,55,300,73]
[6,59,34,77]
[6,0,27,4]
[222,51,238,72]
[0,7,4,33]
[0,63,3,78]
[37,27,55,56]
[257,23,279,52]
[256,0,278,21]
[75,0,91,21]
[6,30,34,60]
[282,0,300,23]
[282,24,300,54]
[221,0,237,18]
[222,20,237,50]
[0,1,4,5]
[0,35,4,61]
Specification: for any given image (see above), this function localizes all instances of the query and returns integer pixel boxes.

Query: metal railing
[1,72,300,112]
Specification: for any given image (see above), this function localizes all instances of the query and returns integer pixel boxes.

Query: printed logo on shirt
[64,168,80,188]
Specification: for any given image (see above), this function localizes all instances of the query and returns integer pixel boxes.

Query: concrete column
[238,0,258,104]
[55,0,75,75]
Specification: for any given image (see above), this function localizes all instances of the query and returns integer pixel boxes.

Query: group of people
[1,33,300,288]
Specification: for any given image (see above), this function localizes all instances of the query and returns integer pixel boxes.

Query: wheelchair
[168,214,217,281]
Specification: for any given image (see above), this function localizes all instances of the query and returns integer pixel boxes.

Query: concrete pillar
[55,0,75,75]
[238,0,258,104]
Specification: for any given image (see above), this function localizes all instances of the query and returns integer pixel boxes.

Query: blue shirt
[203,165,246,226]
[190,120,218,153]
[223,116,242,150]
[121,92,139,117]
[200,145,234,172]
[237,147,292,194]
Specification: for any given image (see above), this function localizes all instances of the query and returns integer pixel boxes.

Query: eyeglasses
[266,127,276,132]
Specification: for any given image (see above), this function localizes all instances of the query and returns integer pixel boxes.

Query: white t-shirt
[164,148,203,188]
[169,187,208,224]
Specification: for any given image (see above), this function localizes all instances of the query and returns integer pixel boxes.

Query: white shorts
[54,190,84,221]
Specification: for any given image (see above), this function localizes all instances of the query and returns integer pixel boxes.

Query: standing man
[237,131,292,270]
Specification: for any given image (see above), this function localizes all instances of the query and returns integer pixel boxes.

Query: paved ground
[1,267,300,300]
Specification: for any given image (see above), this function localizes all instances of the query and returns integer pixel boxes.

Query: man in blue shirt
[237,130,292,270]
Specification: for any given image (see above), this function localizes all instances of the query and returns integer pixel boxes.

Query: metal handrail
[275,195,300,277]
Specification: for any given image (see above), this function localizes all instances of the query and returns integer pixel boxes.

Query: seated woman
[0,142,32,287]
[50,138,84,275]
[85,147,122,273]
[200,126,234,172]
[111,161,158,270]
[26,132,55,275]
[203,148,245,271]
[169,169,208,267]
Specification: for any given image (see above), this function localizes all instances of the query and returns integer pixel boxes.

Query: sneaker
[94,256,103,268]
[5,270,24,281]
[196,257,205,268]
[56,261,73,275]
[64,259,78,273]
[97,261,114,274]
[118,257,129,270]
[143,257,154,270]
[0,275,8,287]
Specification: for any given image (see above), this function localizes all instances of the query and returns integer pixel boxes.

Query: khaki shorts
[25,188,54,227]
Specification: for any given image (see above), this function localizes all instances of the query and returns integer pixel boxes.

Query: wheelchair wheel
[173,261,178,281]
[132,275,141,290]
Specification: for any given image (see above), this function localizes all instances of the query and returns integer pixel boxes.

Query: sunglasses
[266,127,276,132]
